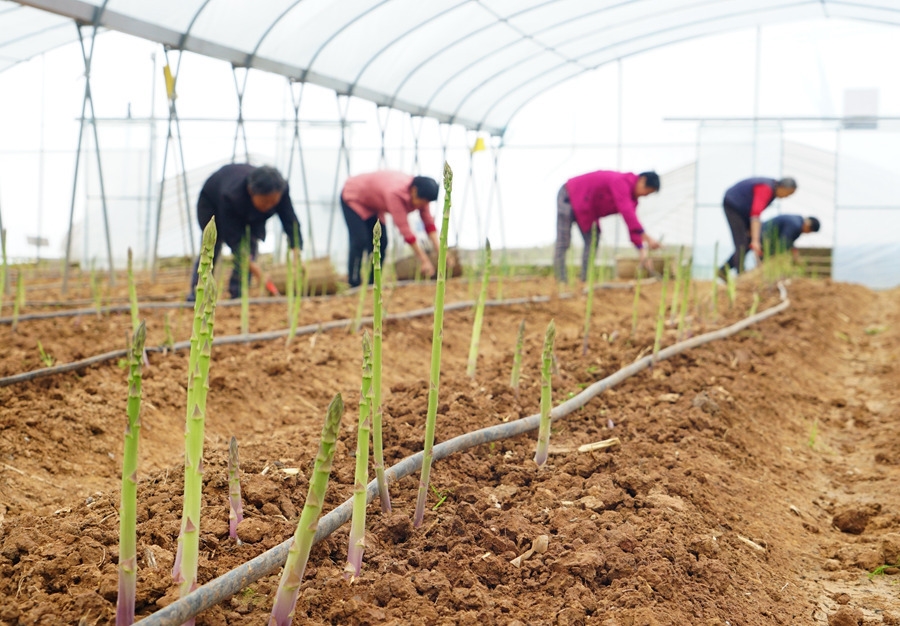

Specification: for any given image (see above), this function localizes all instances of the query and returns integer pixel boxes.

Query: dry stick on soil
[351,252,371,334]
[466,239,491,377]
[582,224,598,355]
[269,393,345,626]
[116,321,147,626]
[533,319,556,466]
[345,332,373,580]
[371,222,391,512]
[172,219,219,618]
[509,318,526,393]
[653,260,670,360]
[227,436,244,544]
[413,161,452,528]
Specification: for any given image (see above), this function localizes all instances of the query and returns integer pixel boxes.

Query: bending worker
[341,171,440,288]
[555,169,662,283]
[761,214,820,263]
[719,176,796,279]
[188,164,302,301]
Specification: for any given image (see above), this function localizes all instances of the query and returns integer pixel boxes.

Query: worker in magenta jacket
[555,170,662,282]
[719,176,797,279]
[341,171,440,287]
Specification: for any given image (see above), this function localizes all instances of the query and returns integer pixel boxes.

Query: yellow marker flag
[163,65,177,101]
[470,137,486,154]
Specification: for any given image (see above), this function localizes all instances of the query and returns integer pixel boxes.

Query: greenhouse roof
[5,0,900,134]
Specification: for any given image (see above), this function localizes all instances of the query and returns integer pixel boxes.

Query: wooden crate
[394,248,464,281]
[269,257,341,296]
[615,255,673,280]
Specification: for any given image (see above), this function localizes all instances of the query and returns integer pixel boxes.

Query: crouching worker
[761,214,820,264]
[340,171,440,288]
[187,164,303,300]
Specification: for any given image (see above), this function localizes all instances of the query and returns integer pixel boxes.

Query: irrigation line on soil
[0,296,553,388]
[138,285,790,626]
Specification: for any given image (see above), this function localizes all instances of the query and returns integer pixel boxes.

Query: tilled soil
[1,271,899,625]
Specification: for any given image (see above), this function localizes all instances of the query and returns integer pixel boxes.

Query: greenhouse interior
[2,0,899,288]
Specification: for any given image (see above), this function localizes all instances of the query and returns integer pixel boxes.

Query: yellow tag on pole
[471,137,486,154]
[163,65,177,101]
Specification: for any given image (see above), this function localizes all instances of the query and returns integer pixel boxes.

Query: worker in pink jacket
[555,170,662,282]
[341,171,440,287]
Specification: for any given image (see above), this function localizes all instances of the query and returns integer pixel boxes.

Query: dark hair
[411,176,439,202]
[638,171,660,191]
[808,216,821,232]
[247,165,287,196]
[777,177,797,191]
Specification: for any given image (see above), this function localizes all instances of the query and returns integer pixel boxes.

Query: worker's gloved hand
[265,279,280,296]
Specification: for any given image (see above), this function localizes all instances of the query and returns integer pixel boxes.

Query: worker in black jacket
[187,164,302,300]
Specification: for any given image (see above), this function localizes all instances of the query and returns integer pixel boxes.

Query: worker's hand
[645,235,662,250]
[421,258,436,278]
[749,239,762,258]
[265,278,280,297]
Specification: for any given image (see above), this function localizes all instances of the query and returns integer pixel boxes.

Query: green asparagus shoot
[287,225,304,346]
[466,239,491,377]
[163,311,175,352]
[582,225,598,356]
[712,241,719,320]
[413,162,452,528]
[127,248,140,333]
[371,222,391,512]
[509,319,526,393]
[90,261,102,318]
[116,321,146,626]
[669,246,684,324]
[631,267,642,339]
[172,219,219,606]
[677,258,692,340]
[0,229,7,316]
[748,292,760,317]
[37,340,54,367]
[11,272,23,333]
[351,253,371,334]
[269,394,344,626]
[228,436,244,543]
[534,319,556,466]
[240,227,250,335]
[345,333,373,580]
[726,265,737,309]
[653,259,670,360]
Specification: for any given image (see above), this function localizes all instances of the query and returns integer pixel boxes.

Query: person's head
[802,216,820,234]
[410,176,439,209]
[247,165,288,212]
[635,171,660,197]
[775,177,797,199]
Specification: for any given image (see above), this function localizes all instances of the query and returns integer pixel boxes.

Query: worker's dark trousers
[187,196,255,301]
[553,184,594,283]
[342,198,388,288]
[723,203,750,273]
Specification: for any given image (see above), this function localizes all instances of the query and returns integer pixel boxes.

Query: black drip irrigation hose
[137,285,790,626]
[0,295,554,388]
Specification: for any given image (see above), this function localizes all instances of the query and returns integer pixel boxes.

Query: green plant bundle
[240,227,250,335]
[270,394,344,626]
[371,222,391,513]
[11,273,23,333]
[653,260,670,359]
[345,333,373,580]
[509,318,526,392]
[116,321,146,626]
[351,253,372,334]
[466,239,491,377]
[413,162,453,529]
[631,267,643,338]
[0,228,7,316]
[534,319,556,466]
[228,436,244,542]
[172,219,219,605]
[582,225,598,356]
[127,248,139,333]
